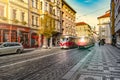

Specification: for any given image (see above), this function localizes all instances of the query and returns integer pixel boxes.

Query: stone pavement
[78,44,120,80]
[62,44,120,80]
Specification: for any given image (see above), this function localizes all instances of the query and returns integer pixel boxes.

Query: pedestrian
[98,40,101,47]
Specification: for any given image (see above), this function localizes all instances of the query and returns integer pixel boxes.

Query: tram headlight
[81,37,85,42]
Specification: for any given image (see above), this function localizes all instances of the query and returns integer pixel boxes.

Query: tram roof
[61,35,77,38]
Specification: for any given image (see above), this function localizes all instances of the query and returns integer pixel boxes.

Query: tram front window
[61,38,69,42]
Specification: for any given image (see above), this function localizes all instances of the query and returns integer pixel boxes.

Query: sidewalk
[62,44,120,80]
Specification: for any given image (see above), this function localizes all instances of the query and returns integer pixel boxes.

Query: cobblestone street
[0,44,120,80]
[0,47,92,80]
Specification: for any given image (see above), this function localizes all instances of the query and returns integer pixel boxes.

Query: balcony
[48,1,55,6]
[0,16,8,23]
[0,16,7,21]
[30,7,40,14]
[54,2,61,8]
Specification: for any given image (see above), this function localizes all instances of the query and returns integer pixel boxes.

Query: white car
[0,42,24,55]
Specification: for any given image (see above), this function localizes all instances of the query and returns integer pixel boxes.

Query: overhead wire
[76,6,110,19]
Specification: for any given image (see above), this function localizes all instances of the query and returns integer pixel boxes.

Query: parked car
[0,42,24,55]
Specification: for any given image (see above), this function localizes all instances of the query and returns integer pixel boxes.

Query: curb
[62,50,95,80]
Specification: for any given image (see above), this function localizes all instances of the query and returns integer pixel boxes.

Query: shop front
[31,32,39,48]
[17,27,30,48]
[52,32,61,46]
[0,24,30,48]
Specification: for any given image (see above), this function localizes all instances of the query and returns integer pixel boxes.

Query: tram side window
[66,38,69,41]
[62,38,69,41]
[61,38,65,41]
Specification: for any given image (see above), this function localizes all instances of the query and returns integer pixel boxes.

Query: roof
[62,0,76,13]
[76,22,91,29]
[76,22,88,26]
[97,12,110,19]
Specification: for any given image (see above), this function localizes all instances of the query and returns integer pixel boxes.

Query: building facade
[111,0,120,47]
[97,10,111,44]
[0,0,75,48]
[62,0,76,37]
[76,22,92,37]
[40,0,62,47]
[110,0,115,45]
[0,0,63,48]
[0,0,31,48]
[29,0,41,47]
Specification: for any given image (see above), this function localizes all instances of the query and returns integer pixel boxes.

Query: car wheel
[16,49,21,54]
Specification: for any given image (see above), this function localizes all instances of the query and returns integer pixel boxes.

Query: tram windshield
[60,38,69,42]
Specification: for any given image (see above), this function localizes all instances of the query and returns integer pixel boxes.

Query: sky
[66,0,110,27]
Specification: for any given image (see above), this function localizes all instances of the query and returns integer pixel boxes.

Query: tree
[39,14,55,48]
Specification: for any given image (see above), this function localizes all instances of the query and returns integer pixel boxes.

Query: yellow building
[76,22,92,37]
[0,0,8,23]
[62,0,76,37]
[0,0,65,48]
[8,0,28,26]
[39,0,62,47]
[0,0,31,48]
[0,0,8,43]
[29,0,41,47]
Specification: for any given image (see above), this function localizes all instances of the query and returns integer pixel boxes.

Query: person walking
[98,39,101,47]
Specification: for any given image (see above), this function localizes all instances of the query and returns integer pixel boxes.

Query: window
[11,31,17,42]
[32,0,34,7]
[45,2,47,11]
[14,43,20,46]
[49,5,53,14]
[3,43,8,47]
[21,12,25,22]
[36,0,38,9]
[53,9,55,15]
[13,9,16,19]
[32,15,34,26]
[0,5,4,17]
[57,9,60,16]
[102,32,105,36]
[3,30,9,42]
[9,43,15,47]
[40,1,42,10]
[36,17,38,27]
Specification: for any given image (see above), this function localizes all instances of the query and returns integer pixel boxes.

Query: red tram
[59,36,77,49]
[59,35,94,49]
[77,36,94,48]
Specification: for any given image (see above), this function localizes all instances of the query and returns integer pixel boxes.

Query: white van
[0,42,24,55]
